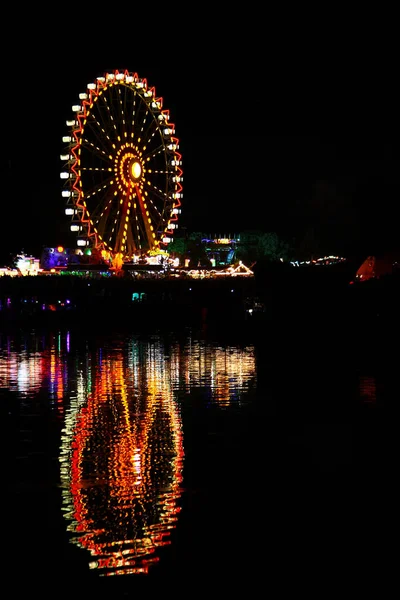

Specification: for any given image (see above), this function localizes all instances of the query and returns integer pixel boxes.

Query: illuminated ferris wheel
[60,69,182,267]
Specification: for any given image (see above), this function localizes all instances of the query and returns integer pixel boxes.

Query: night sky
[2,14,399,263]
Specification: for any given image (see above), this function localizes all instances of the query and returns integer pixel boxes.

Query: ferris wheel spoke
[80,144,112,169]
[83,113,116,154]
[99,215,122,249]
[139,112,159,145]
[126,89,140,135]
[116,86,131,141]
[141,196,166,225]
[127,217,146,253]
[95,93,122,142]
[135,102,150,133]
[132,185,157,249]
[110,87,134,143]
[148,167,174,176]
[88,189,114,220]
[143,177,172,205]
[81,174,115,209]
[141,182,168,212]
[143,143,167,164]
[91,200,114,236]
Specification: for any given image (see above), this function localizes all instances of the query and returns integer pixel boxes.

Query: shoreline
[1,264,398,336]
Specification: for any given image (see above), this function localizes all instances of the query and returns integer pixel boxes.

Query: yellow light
[131,161,141,179]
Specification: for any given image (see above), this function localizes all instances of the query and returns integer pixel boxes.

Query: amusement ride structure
[60,69,182,271]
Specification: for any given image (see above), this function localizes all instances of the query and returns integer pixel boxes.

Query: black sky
[1,12,399,263]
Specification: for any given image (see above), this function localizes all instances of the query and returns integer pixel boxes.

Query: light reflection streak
[169,340,256,406]
[59,342,184,576]
[359,375,377,404]
[0,334,66,402]
[0,332,257,576]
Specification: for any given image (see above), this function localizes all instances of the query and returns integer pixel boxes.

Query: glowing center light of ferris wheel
[130,161,142,181]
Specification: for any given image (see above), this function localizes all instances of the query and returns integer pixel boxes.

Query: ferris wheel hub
[130,160,142,181]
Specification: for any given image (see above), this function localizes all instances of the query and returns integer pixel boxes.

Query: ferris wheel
[60,70,182,267]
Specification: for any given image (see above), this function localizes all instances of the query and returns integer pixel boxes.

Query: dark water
[1,322,397,595]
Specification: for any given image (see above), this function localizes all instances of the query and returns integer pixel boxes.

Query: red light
[57,246,64,253]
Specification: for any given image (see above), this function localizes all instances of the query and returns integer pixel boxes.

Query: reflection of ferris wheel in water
[60,69,183,268]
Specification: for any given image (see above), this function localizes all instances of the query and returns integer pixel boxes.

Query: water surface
[1,325,396,593]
